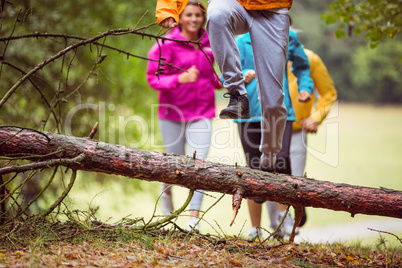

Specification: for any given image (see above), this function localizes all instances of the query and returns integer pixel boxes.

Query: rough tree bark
[1,127,401,220]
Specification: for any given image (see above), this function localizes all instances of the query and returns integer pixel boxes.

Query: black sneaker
[219,90,250,119]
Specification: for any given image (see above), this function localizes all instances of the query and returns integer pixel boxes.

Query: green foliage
[290,0,402,103]
[351,40,402,103]
[0,0,161,149]
[322,0,402,48]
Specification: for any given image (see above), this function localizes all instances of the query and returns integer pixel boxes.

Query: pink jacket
[147,27,222,122]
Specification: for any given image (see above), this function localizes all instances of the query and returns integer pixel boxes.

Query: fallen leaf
[334,260,345,267]
[229,260,242,267]
[157,248,168,254]
[14,251,23,259]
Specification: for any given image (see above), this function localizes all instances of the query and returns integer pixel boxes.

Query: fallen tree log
[1,126,401,220]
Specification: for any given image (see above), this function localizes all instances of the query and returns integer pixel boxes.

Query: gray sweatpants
[159,118,212,212]
[206,0,289,167]
[290,130,308,177]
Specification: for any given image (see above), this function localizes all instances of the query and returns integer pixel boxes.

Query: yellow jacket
[156,0,293,24]
[289,49,338,132]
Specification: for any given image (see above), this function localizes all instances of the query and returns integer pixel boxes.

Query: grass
[306,102,402,189]
[0,217,401,267]
[63,102,402,248]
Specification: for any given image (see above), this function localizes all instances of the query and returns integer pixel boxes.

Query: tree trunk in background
[1,127,401,219]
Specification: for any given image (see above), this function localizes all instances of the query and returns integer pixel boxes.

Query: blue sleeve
[287,30,314,95]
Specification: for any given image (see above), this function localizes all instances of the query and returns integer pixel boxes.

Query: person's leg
[237,121,262,170]
[246,199,262,240]
[272,121,296,236]
[206,0,250,94]
[158,119,186,215]
[266,201,279,230]
[185,119,212,230]
[289,130,307,177]
[289,129,308,226]
[247,199,262,227]
[206,0,251,119]
[238,121,264,239]
[275,121,293,175]
[248,10,289,168]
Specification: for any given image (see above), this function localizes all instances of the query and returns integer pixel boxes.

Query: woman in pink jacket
[146,0,222,231]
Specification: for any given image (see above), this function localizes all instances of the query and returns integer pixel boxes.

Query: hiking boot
[219,90,250,119]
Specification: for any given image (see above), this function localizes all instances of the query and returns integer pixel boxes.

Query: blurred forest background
[1,0,401,225]
[2,0,401,135]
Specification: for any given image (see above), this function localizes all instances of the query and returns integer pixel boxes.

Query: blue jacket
[234,30,314,123]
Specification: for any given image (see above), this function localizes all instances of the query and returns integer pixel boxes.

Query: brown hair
[179,0,207,29]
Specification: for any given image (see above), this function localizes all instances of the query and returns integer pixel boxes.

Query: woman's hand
[244,70,255,83]
[178,65,199,83]
[159,17,177,28]
[301,118,319,133]
[297,90,312,102]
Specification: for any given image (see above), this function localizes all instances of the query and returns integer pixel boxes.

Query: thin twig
[0,126,51,142]
[5,167,58,223]
[368,228,402,244]
[257,206,291,247]
[0,9,21,80]
[41,169,79,217]
[0,153,85,176]
[0,169,38,207]
[185,193,226,239]
[198,39,221,82]
[1,28,197,109]
[88,122,99,139]
[0,61,61,130]
[138,189,194,231]
[0,149,64,161]
[0,221,21,240]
